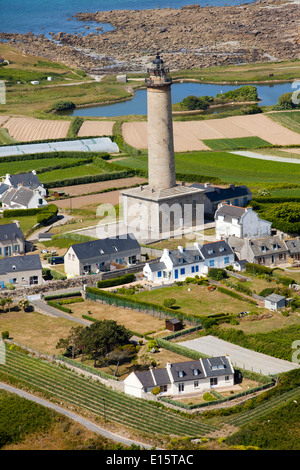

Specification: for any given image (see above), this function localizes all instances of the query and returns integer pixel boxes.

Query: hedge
[217,286,257,305]
[43,169,132,189]
[245,263,273,276]
[96,273,135,288]
[44,291,81,301]
[46,301,72,314]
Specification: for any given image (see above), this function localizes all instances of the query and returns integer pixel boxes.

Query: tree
[80,320,131,367]
[0,298,6,312]
[18,299,30,312]
[163,298,177,309]
[6,298,13,313]
[56,326,84,360]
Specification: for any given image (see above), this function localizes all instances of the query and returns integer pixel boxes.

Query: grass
[113,150,300,185]
[202,136,272,151]
[268,111,300,134]
[38,162,106,183]
[130,283,264,318]
[0,215,40,236]
[0,157,79,175]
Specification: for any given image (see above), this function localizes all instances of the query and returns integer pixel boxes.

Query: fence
[85,288,202,326]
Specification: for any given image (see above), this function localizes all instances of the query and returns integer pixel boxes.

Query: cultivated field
[77,120,115,137]
[3,116,70,142]
[122,114,300,151]
[53,189,122,209]
[50,176,147,196]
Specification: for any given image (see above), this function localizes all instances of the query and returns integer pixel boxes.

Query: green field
[202,136,272,150]
[268,111,300,134]
[0,157,79,175]
[38,162,106,183]
[113,151,300,185]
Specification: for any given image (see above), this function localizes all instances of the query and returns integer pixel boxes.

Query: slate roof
[135,368,170,388]
[191,184,252,203]
[147,261,167,272]
[201,356,234,377]
[0,254,42,275]
[0,223,24,241]
[1,187,36,207]
[247,235,287,257]
[198,240,234,260]
[70,234,140,261]
[265,293,286,303]
[215,204,246,222]
[133,356,233,388]
[285,238,300,254]
[168,247,203,267]
[7,172,42,190]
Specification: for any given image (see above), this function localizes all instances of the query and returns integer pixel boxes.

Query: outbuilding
[264,293,286,311]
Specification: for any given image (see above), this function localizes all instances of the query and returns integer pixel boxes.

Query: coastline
[0,0,298,75]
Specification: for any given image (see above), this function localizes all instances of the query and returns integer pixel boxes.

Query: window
[68,253,71,259]
[210,377,218,387]
[161,385,167,392]
[178,383,185,393]
[112,245,118,252]
[193,369,200,376]
[13,244,20,252]
[83,265,91,273]
[225,376,230,381]
[178,371,184,378]
[209,260,214,267]
[180,268,185,275]
[194,381,199,388]
[224,256,229,264]
[191,266,195,273]
[195,265,199,272]
[157,271,162,278]
[29,276,38,285]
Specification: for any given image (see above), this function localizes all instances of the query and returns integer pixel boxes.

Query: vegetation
[97,274,136,289]
[202,136,271,151]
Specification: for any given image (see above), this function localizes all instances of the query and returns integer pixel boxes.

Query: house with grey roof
[0,222,25,257]
[123,356,235,398]
[143,240,235,283]
[228,234,289,267]
[285,238,300,264]
[0,254,43,288]
[0,186,48,211]
[2,170,46,197]
[264,293,286,311]
[191,183,252,219]
[64,233,141,276]
[215,203,271,240]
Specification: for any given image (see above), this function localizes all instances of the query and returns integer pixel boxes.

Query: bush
[163,298,177,309]
[97,273,135,289]
[208,268,228,281]
[1,331,9,339]
[51,100,76,111]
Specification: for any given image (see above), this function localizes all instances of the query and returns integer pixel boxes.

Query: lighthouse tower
[121,53,205,241]
[146,54,176,190]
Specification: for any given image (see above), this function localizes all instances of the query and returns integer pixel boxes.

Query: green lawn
[113,151,300,185]
[202,136,272,151]
[131,283,263,317]
[38,163,106,183]
[0,157,78,175]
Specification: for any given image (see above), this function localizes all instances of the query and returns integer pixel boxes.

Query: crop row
[1,348,217,437]
[226,387,300,427]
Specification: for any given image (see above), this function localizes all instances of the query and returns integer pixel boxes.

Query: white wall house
[2,171,47,197]
[143,240,235,284]
[1,187,48,211]
[64,234,141,277]
[215,203,271,240]
[124,356,235,399]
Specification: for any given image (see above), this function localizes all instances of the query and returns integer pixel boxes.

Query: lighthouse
[121,53,205,241]
[146,53,176,190]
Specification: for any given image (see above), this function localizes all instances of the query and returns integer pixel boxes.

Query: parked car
[50,256,64,265]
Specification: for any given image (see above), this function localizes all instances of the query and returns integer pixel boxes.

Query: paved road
[31,298,91,326]
[230,150,300,164]
[0,382,154,450]
[178,335,300,376]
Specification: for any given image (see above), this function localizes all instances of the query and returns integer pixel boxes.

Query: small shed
[265,293,286,311]
[165,318,183,332]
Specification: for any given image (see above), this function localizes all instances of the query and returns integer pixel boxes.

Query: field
[2,117,70,141]
[77,120,115,137]
[202,136,272,150]
[268,111,300,135]
[114,150,300,185]
[121,114,300,152]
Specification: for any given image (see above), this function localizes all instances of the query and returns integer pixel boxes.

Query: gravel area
[178,335,300,376]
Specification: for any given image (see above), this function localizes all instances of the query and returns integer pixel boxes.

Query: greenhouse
[0,137,119,157]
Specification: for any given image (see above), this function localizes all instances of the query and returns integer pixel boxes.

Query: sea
[0,0,256,37]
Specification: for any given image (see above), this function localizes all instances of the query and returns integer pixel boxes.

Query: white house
[2,171,47,197]
[64,233,141,276]
[143,240,235,283]
[215,203,271,240]
[124,356,235,398]
[1,186,48,211]
[0,254,43,288]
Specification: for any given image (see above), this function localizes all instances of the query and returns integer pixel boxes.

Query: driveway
[178,335,300,376]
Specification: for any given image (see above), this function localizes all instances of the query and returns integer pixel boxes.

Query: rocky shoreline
[0,0,299,74]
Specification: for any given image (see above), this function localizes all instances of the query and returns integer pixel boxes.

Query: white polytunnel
[0,138,119,157]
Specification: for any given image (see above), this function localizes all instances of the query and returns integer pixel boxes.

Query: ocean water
[0,0,255,36]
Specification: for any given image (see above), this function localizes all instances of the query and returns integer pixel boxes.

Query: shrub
[151,386,161,396]
[51,100,76,111]
[1,331,9,339]
[97,273,135,289]
[208,268,228,281]
[163,298,177,309]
